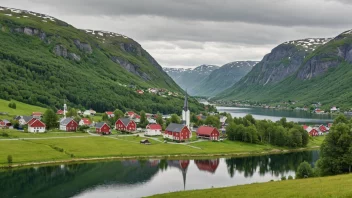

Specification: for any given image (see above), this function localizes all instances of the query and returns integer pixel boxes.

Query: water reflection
[0,151,319,198]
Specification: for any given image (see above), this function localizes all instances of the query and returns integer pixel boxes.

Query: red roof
[302,125,308,130]
[127,111,135,116]
[27,118,37,125]
[147,124,162,130]
[81,118,91,125]
[197,126,218,136]
[106,111,114,115]
[29,119,46,128]
[319,125,328,132]
[32,112,43,116]
[135,114,141,119]
[57,110,64,115]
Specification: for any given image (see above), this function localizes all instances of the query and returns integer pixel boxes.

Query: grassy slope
[0,99,46,115]
[149,174,352,198]
[0,134,324,165]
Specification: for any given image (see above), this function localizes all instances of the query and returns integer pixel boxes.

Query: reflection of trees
[0,160,159,198]
[225,151,318,178]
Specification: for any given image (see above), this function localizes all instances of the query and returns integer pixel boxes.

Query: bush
[0,132,9,137]
[288,175,293,180]
[7,155,12,163]
[296,161,314,179]
[281,176,286,181]
[8,102,16,109]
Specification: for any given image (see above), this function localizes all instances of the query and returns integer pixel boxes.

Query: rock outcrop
[111,56,151,81]
[120,43,142,56]
[53,45,81,61]
[74,39,92,54]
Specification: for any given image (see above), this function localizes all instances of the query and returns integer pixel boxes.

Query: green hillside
[0,7,205,114]
[0,99,46,116]
[217,32,352,110]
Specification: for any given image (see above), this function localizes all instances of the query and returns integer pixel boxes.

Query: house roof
[305,126,313,133]
[22,116,34,123]
[29,119,46,127]
[57,109,64,114]
[126,111,135,116]
[60,118,74,125]
[80,118,91,125]
[95,122,108,128]
[197,126,218,136]
[28,118,37,125]
[106,111,114,115]
[165,123,186,133]
[302,125,308,130]
[147,124,162,130]
[119,118,133,126]
[32,112,42,116]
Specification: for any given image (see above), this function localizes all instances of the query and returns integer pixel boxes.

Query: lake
[0,150,319,198]
[217,106,335,124]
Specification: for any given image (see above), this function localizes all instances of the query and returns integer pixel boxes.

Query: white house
[145,124,162,136]
[28,119,46,133]
[83,109,96,116]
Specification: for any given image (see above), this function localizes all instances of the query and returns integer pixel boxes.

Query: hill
[217,33,352,110]
[163,64,219,95]
[0,99,46,119]
[191,61,257,97]
[0,6,205,114]
[149,173,352,198]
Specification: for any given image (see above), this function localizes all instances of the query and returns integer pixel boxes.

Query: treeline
[225,114,309,148]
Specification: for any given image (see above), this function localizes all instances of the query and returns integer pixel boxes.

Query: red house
[105,111,114,118]
[95,122,111,135]
[32,112,43,119]
[57,109,64,115]
[59,118,78,132]
[306,127,319,136]
[196,126,220,140]
[319,125,329,133]
[164,123,191,141]
[28,119,46,133]
[0,119,11,128]
[79,118,91,126]
[125,111,136,119]
[115,118,136,132]
[302,125,309,130]
[195,159,220,173]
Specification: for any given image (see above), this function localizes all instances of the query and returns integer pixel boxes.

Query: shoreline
[0,146,320,170]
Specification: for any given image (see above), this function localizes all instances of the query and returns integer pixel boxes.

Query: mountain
[163,64,219,95]
[0,6,205,113]
[217,32,352,110]
[191,61,257,97]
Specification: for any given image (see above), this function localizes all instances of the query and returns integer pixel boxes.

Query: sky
[1,0,352,68]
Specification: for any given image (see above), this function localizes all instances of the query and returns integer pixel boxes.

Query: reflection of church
[167,160,190,190]
[194,159,220,174]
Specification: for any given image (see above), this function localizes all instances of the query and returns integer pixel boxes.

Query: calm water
[217,106,334,124]
[0,151,319,198]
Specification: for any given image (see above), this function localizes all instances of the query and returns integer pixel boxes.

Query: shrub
[0,132,9,137]
[8,102,16,109]
[281,176,286,181]
[7,155,12,163]
[288,175,293,180]
[296,161,314,179]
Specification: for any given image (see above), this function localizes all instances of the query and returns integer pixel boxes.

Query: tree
[139,110,148,128]
[102,113,109,121]
[296,161,314,178]
[170,114,181,124]
[8,102,16,109]
[66,108,77,117]
[205,115,221,128]
[113,109,124,119]
[226,123,237,141]
[43,109,58,130]
[318,122,352,176]
[156,112,164,126]
[7,155,12,164]
[333,114,349,125]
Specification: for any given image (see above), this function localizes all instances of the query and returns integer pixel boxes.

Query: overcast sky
[2,0,352,67]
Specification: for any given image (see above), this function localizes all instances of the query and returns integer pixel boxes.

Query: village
[0,93,332,145]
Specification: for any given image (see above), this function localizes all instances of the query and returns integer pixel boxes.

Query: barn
[95,122,111,135]
[115,118,136,132]
[145,124,162,136]
[164,123,190,141]
[59,118,78,132]
[196,126,220,140]
[28,119,46,133]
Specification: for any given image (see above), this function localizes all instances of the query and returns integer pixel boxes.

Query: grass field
[0,130,90,139]
[149,173,352,198]
[0,132,326,165]
[0,99,46,117]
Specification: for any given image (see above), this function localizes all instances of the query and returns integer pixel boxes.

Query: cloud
[1,0,352,67]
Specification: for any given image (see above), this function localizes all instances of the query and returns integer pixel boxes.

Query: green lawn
[0,130,90,139]
[149,174,352,198]
[0,99,46,117]
[308,136,326,147]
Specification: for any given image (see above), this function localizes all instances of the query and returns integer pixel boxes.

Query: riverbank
[149,173,352,198]
[0,131,325,169]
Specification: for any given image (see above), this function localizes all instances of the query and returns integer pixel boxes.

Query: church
[163,92,192,141]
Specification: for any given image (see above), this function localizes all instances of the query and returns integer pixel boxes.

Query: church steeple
[183,91,188,111]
